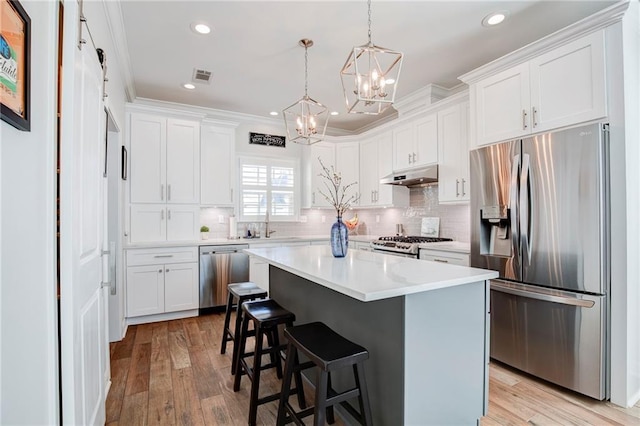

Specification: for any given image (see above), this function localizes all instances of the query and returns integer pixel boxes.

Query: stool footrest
[326,387,360,407]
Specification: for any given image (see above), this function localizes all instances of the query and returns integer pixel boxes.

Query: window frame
[237,155,300,223]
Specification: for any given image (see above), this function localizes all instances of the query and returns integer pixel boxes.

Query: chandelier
[340,0,403,115]
[283,39,328,145]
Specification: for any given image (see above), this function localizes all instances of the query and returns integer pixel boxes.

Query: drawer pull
[433,258,449,263]
[154,255,174,258]
[158,269,162,273]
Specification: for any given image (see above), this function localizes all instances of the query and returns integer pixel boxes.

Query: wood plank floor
[106,313,640,425]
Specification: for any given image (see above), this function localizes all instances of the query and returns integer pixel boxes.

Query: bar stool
[276,322,373,426]
[220,282,268,375]
[233,299,307,426]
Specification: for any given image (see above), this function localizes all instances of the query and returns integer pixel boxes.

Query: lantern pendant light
[340,0,404,115]
[283,39,329,145]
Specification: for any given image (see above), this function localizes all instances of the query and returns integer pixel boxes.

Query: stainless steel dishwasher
[199,244,250,311]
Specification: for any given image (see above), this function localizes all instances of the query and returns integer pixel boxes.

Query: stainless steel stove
[371,236,453,258]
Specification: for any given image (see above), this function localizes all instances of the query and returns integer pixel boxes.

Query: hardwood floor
[106,313,640,425]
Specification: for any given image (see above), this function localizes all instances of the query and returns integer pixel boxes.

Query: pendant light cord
[304,44,308,97]
[367,0,372,44]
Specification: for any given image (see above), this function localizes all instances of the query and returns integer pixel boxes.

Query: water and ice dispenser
[478,205,512,258]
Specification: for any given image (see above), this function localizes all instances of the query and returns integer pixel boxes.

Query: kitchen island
[245,245,498,425]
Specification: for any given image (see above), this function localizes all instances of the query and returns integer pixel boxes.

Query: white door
[129,113,166,203]
[414,113,438,166]
[60,6,109,425]
[335,142,360,207]
[392,123,414,171]
[359,137,379,206]
[164,262,199,312]
[310,142,335,207]
[201,125,235,205]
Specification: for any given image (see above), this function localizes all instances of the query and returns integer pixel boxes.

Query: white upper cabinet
[309,142,335,208]
[166,119,200,204]
[529,31,606,133]
[438,102,470,204]
[130,114,166,203]
[129,204,199,243]
[201,124,235,206]
[335,142,360,207]
[473,63,531,146]
[414,114,439,167]
[359,137,379,207]
[359,132,409,208]
[129,113,200,204]
[471,30,606,147]
[392,113,438,171]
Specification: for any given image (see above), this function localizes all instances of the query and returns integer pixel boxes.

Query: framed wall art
[1,0,31,131]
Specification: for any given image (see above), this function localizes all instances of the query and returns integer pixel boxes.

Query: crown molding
[394,83,453,116]
[459,0,630,84]
[102,0,136,101]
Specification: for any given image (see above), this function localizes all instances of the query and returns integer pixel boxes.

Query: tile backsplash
[200,184,470,242]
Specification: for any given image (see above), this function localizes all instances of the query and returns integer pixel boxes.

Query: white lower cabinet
[126,247,198,318]
[419,249,469,266]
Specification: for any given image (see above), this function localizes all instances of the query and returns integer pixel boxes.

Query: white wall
[620,1,640,407]
[0,1,59,424]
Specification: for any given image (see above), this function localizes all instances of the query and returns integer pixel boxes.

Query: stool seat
[285,322,369,372]
[228,281,267,297]
[243,299,296,325]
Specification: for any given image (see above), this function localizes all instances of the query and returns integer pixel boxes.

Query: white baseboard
[125,309,199,326]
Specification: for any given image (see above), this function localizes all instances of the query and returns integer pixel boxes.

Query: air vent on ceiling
[192,68,212,84]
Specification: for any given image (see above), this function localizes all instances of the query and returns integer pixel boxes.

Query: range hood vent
[380,165,438,187]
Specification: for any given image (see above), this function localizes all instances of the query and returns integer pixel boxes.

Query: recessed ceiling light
[183,83,195,90]
[269,111,279,116]
[482,11,509,27]
[330,111,339,116]
[190,22,211,35]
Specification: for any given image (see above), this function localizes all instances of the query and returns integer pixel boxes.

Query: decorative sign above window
[249,132,286,148]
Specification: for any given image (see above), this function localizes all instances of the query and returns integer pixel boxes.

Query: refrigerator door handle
[491,281,596,308]
[510,154,520,257]
[520,153,532,263]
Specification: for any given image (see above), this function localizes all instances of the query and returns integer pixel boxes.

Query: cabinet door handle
[522,109,528,130]
[433,258,449,263]
[160,184,164,201]
[158,269,163,273]
[461,179,466,196]
[312,192,316,204]
[154,255,173,258]
[168,184,171,201]
[532,106,538,128]
[408,153,412,164]
[168,209,172,220]
[230,188,233,202]
[456,179,460,197]
[413,153,417,163]
[165,269,170,272]
[161,210,164,220]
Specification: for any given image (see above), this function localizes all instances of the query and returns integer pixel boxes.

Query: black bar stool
[220,282,268,375]
[276,322,373,426]
[233,298,307,426]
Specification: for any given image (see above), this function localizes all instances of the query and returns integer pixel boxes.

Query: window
[238,156,300,222]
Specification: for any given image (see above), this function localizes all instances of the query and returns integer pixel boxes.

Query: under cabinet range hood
[380,165,438,187]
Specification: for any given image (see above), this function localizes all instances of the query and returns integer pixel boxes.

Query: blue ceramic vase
[330,216,348,257]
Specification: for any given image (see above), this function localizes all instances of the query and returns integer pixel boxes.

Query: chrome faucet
[265,212,276,238]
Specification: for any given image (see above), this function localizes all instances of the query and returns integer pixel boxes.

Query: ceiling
[120,1,616,133]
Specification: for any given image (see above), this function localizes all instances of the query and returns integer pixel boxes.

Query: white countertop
[124,234,378,249]
[418,241,471,254]
[245,245,497,302]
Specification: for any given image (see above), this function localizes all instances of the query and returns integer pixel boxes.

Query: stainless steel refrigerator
[470,122,609,400]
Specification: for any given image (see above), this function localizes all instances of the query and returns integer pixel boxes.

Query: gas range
[371,236,453,257]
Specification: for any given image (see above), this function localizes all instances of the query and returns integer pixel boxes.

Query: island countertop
[245,245,497,302]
